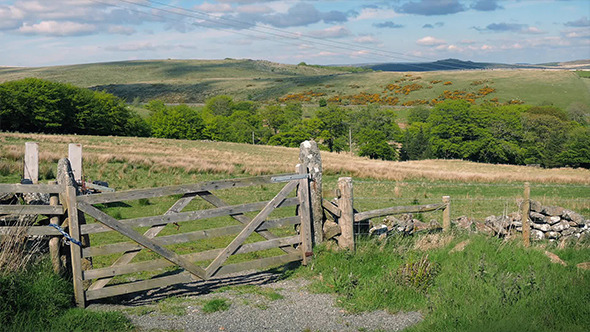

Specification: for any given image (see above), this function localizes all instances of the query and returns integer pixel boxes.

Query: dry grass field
[2,132,589,185]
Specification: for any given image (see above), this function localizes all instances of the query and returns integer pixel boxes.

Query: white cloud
[194,2,233,13]
[354,35,381,44]
[237,4,273,14]
[19,20,96,36]
[353,7,399,21]
[308,25,351,38]
[416,36,446,46]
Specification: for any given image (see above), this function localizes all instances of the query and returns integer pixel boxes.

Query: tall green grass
[297,234,590,332]
[0,258,133,332]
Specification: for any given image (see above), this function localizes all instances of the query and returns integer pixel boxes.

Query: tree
[357,129,397,160]
[204,95,234,117]
[316,105,347,152]
[147,104,205,140]
[557,126,590,168]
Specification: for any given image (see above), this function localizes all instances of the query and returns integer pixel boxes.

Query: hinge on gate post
[305,251,313,257]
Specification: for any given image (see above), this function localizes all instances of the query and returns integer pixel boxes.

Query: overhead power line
[90,0,473,71]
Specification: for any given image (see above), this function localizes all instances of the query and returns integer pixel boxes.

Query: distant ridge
[364,58,590,72]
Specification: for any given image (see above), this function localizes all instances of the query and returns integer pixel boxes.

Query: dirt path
[89,270,422,332]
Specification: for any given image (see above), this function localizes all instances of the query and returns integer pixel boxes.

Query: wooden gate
[63,168,312,307]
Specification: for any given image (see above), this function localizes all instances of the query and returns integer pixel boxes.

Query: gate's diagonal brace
[197,191,298,254]
[204,180,298,279]
[88,193,198,291]
[78,202,206,280]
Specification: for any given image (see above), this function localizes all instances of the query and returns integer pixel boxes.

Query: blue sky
[1,0,589,67]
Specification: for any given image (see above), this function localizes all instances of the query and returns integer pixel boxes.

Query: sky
[1,0,589,67]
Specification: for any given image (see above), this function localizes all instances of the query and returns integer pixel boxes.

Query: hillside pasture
[0,60,588,109]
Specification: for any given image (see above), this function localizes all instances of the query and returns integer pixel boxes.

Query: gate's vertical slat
[66,185,86,308]
[297,165,313,265]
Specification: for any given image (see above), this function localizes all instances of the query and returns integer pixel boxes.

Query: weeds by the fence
[0,216,43,276]
[296,234,590,332]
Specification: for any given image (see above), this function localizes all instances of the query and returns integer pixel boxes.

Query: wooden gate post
[338,177,354,251]
[49,183,62,275]
[442,196,451,233]
[66,185,85,308]
[299,140,323,245]
[24,142,38,183]
[522,182,531,247]
[297,165,313,265]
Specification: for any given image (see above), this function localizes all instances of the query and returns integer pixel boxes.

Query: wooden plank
[77,202,206,280]
[49,192,62,274]
[198,191,298,255]
[24,142,38,184]
[83,216,300,257]
[353,203,446,222]
[215,252,301,277]
[80,197,299,235]
[0,225,61,236]
[85,252,301,301]
[442,196,451,233]
[299,140,323,244]
[68,143,83,183]
[84,236,301,280]
[205,180,298,279]
[0,184,64,194]
[86,272,194,301]
[66,185,85,308]
[0,204,65,215]
[77,174,298,205]
[0,226,61,236]
[322,199,341,217]
[88,193,198,291]
[338,177,354,251]
[522,183,530,247]
[298,164,313,265]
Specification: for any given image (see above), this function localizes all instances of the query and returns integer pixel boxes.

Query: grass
[0,59,588,109]
[202,298,231,313]
[295,233,590,332]
[0,258,133,332]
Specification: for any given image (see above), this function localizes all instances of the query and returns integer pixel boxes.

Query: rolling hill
[0,58,589,109]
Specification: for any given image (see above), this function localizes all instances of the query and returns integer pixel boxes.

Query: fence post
[299,140,323,245]
[522,182,530,247]
[297,165,313,265]
[66,185,85,308]
[442,196,451,232]
[68,143,83,184]
[49,183,62,275]
[338,177,354,251]
[24,142,38,183]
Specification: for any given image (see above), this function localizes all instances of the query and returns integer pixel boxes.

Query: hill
[0,59,589,109]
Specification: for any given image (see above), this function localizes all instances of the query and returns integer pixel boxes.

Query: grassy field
[1,59,588,109]
[1,132,589,331]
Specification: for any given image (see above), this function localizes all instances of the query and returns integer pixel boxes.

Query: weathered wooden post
[442,196,451,233]
[297,164,313,264]
[24,142,38,183]
[299,140,323,245]
[338,177,354,251]
[48,183,62,274]
[522,182,531,247]
[68,143,83,184]
[66,185,85,308]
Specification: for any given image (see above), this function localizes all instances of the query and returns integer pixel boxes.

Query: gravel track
[89,271,422,332]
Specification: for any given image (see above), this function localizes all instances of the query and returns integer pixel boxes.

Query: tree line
[1,78,588,168]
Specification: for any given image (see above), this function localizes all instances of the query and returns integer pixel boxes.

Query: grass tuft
[202,298,231,313]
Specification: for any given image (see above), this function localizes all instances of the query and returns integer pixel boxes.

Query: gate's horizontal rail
[83,235,300,280]
[85,252,301,301]
[0,204,65,215]
[80,197,299,235]
[0,225,61,237]
[354,203,446,222]
[78,174,300,205]
[0,184,63,194]
[83,216,300,257]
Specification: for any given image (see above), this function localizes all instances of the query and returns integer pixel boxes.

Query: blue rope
[48,223,83,247]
